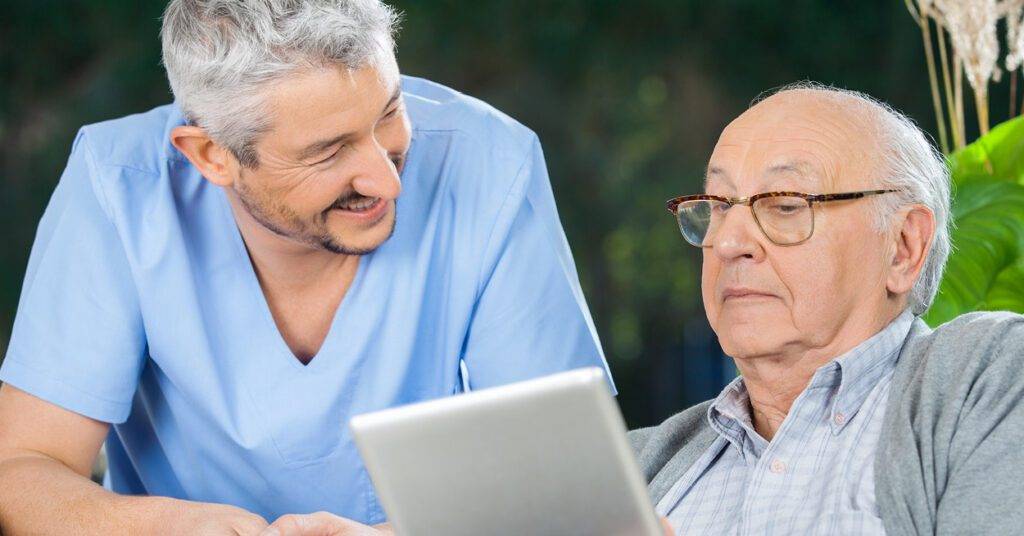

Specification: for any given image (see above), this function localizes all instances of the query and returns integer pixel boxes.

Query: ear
[886,205,936,297]
[170,125,238,187]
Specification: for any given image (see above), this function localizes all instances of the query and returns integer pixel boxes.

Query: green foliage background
[0,0,1018,427]
[925,119,1024,325]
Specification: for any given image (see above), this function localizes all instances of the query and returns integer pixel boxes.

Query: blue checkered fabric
[657,310,915,535]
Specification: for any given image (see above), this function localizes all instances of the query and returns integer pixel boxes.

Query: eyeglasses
[665,190,899,247]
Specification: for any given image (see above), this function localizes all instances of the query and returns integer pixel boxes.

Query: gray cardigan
[628,312,1024,535]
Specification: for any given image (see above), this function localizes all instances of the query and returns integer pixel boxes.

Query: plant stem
[975,89,990,136]
[955,55,965,148]
[937,26,963,149]
[903,0,921,21]
[919,14,950,154]
[1011,71,1017,118]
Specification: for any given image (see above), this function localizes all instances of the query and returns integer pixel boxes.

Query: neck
[734,304,904,441]
[225,191,358,292]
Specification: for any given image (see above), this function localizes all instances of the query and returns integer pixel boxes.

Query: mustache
[323,152,406,212]
[329,192,377,210]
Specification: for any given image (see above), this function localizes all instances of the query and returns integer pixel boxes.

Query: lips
[332,196,381,212]
[721,287,778,301]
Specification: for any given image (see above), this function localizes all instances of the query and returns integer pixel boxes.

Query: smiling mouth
[332,196,381,213]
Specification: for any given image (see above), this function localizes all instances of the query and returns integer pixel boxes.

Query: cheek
[382,120,409,154]
[700,253,720,318]
[776,240,847,329]
[277,172,348,215]
[378,116,412,153]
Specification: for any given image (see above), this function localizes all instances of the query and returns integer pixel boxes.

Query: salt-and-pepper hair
[756,83,952,316]
[161,0,401,167]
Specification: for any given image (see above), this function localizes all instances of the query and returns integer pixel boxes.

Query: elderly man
[0,0,610,534]
[631,84,1024,535]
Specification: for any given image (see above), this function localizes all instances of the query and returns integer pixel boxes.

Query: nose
[709,205,766,262]
[349,140,402,201]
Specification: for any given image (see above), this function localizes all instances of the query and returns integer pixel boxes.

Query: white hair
[757,82,952,316]
[161,0,401,167]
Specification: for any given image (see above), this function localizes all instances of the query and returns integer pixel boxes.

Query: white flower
[933,0,1001,93]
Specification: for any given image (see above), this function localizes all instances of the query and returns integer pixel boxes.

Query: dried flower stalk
[907,0,951,153]
[906,0,1024,150]
[933,0,999,135]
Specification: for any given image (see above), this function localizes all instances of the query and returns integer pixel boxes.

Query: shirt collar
[707,376,765,459]
[706,308,916,441]
[826,308,915,433]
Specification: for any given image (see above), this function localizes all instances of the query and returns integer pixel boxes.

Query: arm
[0,130,267,535]
[0,384,268,535]
[932,316,1024,534]
[460,135,612,389]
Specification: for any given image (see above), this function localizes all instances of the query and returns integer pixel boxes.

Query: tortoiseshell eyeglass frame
[665,189,900,247]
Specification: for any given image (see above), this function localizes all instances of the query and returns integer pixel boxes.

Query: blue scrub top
[0,76,612,523]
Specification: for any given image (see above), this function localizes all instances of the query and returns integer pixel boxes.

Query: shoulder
[402,75,538,165]
[886,311,1024,451]
[399,77,550,251]
[58,104,193,231]
[900,311,1024,379]
[879,312,1024,532]
[76,103,185,175]
[628,400,715,482]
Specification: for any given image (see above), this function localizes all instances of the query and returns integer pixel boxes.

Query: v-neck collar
[217,189,370,373]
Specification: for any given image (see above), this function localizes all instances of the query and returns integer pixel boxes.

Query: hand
[260,512,392,536]
[661,516,675,536]
[148,498,269,535]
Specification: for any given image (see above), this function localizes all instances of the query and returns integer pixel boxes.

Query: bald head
[705,84,950,315]
[711,88,889,194]
[697,82,950,365]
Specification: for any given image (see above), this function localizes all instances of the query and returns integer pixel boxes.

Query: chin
[713,312,788,359]
[322,212,396,255]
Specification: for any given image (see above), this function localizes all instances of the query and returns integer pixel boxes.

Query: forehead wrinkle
[709,95,883,195]
[704,164,733,189]
[763,141,841,190]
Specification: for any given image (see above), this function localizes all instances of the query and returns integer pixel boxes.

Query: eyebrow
[704,160,816,190]
[766,161,813,179]
[295,85,403,162]
[704,165,732,188]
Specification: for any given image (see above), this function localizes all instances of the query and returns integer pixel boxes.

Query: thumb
[260,511,375,536]
[661,516,675,536]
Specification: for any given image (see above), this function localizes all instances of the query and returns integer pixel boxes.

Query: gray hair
[757,83,952,316]
[161,0,401,167]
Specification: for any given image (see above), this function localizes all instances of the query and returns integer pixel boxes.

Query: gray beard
[234,184,396,256]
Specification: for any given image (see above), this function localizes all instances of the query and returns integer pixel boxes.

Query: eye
[768,201,806,216]
[382,105,401,121]
[314,144,345,166]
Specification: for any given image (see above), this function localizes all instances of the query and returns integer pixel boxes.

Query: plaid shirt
[657,310,915,535]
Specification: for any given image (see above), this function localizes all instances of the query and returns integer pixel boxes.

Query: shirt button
[769,458,787,474]
[834,413,846,425]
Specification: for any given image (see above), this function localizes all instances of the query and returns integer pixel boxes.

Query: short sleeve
[460,136,613,391]
[0,130,146,423]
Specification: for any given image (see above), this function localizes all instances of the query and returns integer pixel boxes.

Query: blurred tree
[0,0,979,427]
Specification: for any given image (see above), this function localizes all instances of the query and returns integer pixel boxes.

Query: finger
[260,513,303,536]
[234,513,270,536]
[303,511,376,535]
[661,517,675,536]
[262,512,375,536]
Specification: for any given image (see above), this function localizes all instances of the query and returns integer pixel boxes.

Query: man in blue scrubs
[0,1,610,533]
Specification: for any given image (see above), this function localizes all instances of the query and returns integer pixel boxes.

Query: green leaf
[947,116,1024,186]
[925,178,1024,326]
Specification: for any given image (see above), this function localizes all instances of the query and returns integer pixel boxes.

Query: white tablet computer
[349,367,662,536]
